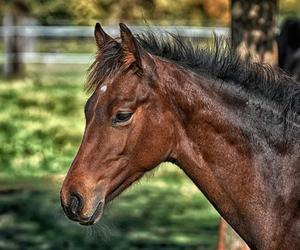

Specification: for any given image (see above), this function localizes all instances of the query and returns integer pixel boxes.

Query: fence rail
[1,26,229,65]
[0,25,229,38]
[0,52,93,64]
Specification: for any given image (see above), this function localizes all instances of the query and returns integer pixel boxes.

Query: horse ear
[119,23,143,69]
[94,22,114,50]
[119,23,157,82]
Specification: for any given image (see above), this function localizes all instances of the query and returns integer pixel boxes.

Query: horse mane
[87,30,300,121]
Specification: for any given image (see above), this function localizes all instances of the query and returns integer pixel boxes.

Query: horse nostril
[69,192,84,216]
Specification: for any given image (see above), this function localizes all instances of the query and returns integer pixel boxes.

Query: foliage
[203,0,230,25]
[1,0,300,26]
[60,0,230,26]
[29,0,75,25]
[279,0,300,20]
[0,0,75,25]
[0,0,230,26]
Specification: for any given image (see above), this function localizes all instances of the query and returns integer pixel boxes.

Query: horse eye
[113,111,133,125]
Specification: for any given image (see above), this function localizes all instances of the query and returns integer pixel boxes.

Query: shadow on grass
[0,175,219,250]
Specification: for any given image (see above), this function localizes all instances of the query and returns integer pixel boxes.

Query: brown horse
[60,23,300,250]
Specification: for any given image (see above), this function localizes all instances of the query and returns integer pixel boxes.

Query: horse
[278,18,300,81]
[60,23,300,250]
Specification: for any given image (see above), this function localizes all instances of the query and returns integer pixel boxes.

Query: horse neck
[158,59,300,249]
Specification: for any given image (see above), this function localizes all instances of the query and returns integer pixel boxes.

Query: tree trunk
[3,1,30,77]
[231,0,278,66]
[218,1,279,249]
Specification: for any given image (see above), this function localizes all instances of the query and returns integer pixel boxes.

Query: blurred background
[0,1,299,249]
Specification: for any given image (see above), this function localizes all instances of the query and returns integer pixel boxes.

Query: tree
[231,0,278,65]
[218,1,279,249]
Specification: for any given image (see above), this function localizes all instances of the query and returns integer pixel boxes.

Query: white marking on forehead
[100,85,107,92]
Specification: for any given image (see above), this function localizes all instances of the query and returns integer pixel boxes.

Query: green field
[0,65,220,249]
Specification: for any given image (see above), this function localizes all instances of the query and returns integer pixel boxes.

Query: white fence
[0,26,229,65]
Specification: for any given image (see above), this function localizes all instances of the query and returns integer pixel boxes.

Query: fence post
[2,1,31,77]
[3,12,14,76]
[3,10,25,77]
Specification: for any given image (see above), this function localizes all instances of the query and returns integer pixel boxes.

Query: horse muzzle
[60,191,105,226]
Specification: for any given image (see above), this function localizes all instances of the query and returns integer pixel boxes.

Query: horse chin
[105,172,144,204]
[79,200,105,226]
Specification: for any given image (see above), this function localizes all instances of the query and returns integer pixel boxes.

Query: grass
[0,64,220,249]
[38,38,96,53]
[0,64,87,179]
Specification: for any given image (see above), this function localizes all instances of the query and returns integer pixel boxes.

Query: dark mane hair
[87,30,300,121]
[87,39,122,92]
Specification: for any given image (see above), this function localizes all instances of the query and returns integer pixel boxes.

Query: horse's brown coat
[61,23,300,250]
